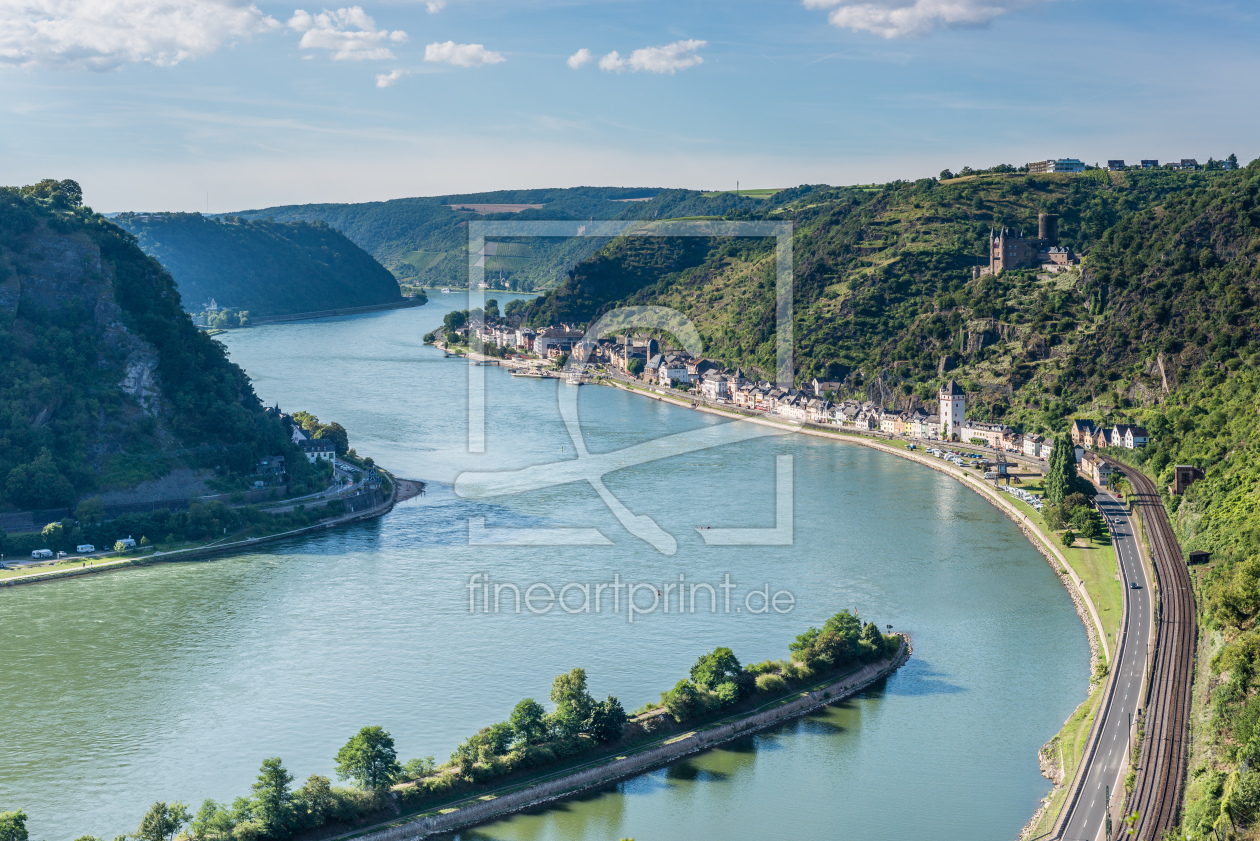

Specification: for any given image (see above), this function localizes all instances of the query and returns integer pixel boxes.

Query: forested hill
[524,161,1260,836]
[524,167,1260,433]
[228,187,769,289]
[114,213,408,318]
[0,181,314,512]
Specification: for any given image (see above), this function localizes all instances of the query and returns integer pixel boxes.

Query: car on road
[1130,582,1142,589]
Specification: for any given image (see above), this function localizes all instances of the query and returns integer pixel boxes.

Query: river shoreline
[0,476,425,589]
[593,375,1111,840]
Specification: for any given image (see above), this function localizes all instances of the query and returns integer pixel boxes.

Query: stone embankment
[342,640,909,841]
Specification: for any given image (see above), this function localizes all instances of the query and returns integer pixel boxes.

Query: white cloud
[425,0,444,11]
[288,6,406,61]
[599,40,706,74]
[566,48,593,69]
[423,40,503,67]
[802,0,1036,38]
[0,0,278,70]
[375,68,404,87]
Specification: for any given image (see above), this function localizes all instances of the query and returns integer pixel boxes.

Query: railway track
[1104,456,1196,840]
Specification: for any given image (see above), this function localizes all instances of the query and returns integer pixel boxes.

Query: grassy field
[699,188,781,199]
[399,250,446,272]
[998,479,1123,653]
[0,554,130,581]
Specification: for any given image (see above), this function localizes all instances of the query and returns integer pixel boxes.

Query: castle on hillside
[939,379,965,440]
[975,213,1079,277]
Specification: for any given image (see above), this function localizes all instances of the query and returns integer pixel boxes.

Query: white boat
[441,287,452,293]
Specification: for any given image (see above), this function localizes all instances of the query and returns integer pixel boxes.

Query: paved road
[1057,490,1153,841]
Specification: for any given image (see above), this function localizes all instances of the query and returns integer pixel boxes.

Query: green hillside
[227,187,771,290]
[519,161,1260,836]
[0,181,324,513]
[114,213,410,318]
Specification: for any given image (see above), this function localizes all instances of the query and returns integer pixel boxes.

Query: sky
[2,0,1258,212]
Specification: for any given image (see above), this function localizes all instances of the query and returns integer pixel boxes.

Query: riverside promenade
[333,638,910,841]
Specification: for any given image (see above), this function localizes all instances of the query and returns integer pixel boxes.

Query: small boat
[441,287,452,294]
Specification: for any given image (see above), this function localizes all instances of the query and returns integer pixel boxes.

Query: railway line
[1103,456,1196,840]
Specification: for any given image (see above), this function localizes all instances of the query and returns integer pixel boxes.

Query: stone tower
[939,379,965,440]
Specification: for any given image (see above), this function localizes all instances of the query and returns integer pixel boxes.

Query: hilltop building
[1027,158,1085,173]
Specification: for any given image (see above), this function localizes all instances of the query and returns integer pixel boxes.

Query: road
[1055,490,1153,841]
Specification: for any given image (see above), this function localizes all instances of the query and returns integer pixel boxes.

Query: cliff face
[0,181,297,512]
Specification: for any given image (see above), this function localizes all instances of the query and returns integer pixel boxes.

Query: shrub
[756,674,786,693]
[713,681,740,707]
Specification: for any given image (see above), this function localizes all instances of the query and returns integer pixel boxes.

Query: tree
[484,722,514,755]
[399,757,436,780]
[585,696,627,741]
[550,668,594,737]
[334,726,400,790]
[313,422,349,456]
[75,497,106,525]
[1044,435,1075,505]
[484,299,499,318]
[510,698,547,745]
[789,627,820,659]
[5,448,76,510]
[940,169,954,180]
[1229,153,1239,169]
[626,357,644,376]
[293,775,334,828]
[189,800,235,841]
[0,810,28,841]
[1080,514,1102,543]
[689,647,742,689]
[251,757,294,836]
[664,680,701,722]
[134,802,192,841]
[859,621,884,656]
[1061,530,1076,548]
[823,610,862,644]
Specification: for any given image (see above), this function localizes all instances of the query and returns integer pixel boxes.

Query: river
[0,292,1088,840]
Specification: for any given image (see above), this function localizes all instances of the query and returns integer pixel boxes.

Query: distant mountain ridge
[228,187,772,290]
[114,212,410,318]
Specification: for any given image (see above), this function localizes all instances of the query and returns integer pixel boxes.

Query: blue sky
[3,0,1257,211]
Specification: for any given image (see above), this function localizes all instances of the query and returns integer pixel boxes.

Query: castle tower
[939,379,965,440]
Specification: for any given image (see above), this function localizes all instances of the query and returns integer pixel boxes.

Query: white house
[939,380,965,440]
[301,438,336,463]
[1112,424,1150,449]
[1023,434,1047,459]
[659,357,690,386]
[961,421,1011,449]
[699,375,730,401]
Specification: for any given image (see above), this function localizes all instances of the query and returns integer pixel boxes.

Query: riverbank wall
[342,639,910,841]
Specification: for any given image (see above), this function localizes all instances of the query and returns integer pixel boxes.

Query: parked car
[1130,582,1142,589]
